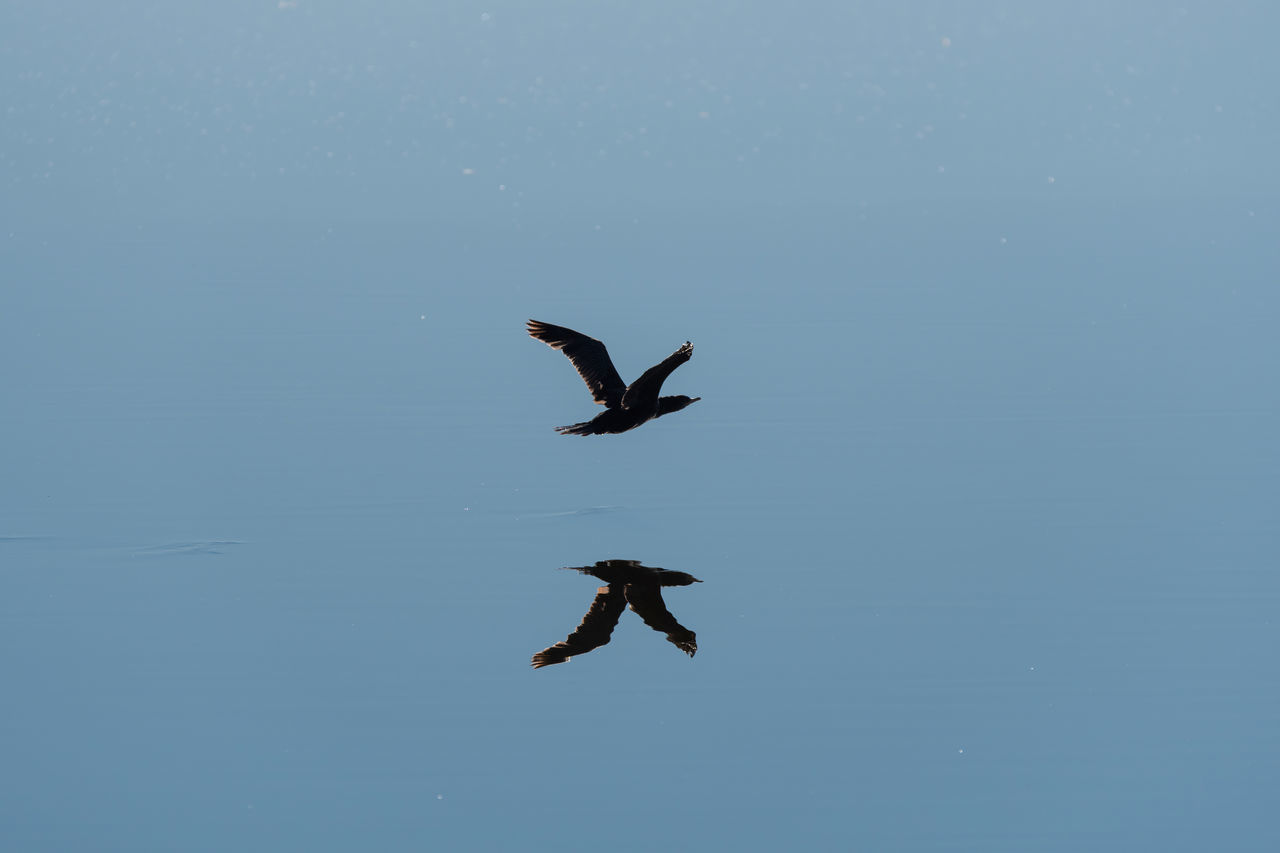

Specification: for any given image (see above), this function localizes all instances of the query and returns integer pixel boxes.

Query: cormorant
[527,320,700,435]
[531,560,702,668]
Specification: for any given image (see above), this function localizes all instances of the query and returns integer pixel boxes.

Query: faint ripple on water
[130,541,244,557]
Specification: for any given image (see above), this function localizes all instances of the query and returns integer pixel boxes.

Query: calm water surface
[3,2,1279,849]
[3,201,1275,851]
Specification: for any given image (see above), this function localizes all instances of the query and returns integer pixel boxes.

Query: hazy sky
[4,1,1276,226]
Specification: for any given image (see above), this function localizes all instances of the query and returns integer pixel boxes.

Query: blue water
[3,3,1278,851]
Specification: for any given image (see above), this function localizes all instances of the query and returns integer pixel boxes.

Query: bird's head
[660,395,701,415]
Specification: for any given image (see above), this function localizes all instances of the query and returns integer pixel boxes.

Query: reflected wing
[527,320,627,408]
[621,342,692,410]
[531,585,627,668]
[624,584,697,657]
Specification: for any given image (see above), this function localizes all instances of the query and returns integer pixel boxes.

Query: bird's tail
[558,420,601,435]
[554,421,596,436]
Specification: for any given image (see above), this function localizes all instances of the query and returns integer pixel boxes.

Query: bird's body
[527,320,700,435]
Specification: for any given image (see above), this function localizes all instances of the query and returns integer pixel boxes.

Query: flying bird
[527,320,700,435]
[531,560,702,668]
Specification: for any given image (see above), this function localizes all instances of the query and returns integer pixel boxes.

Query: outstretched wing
[621,342,692,411]
[624,583,698,657]
[527,320,627,408]
[531,585,627,668]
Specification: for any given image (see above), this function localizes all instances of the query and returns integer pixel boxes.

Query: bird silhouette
[527,320,700,435]
[531,560,702,668]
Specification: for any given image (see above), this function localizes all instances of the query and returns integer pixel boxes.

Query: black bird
[531,560,702,668]
[527,320,700,435]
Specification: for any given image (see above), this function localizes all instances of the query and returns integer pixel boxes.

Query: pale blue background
[2,2,1277,851]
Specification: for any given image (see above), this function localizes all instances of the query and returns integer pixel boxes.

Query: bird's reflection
[532,560,702,668]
